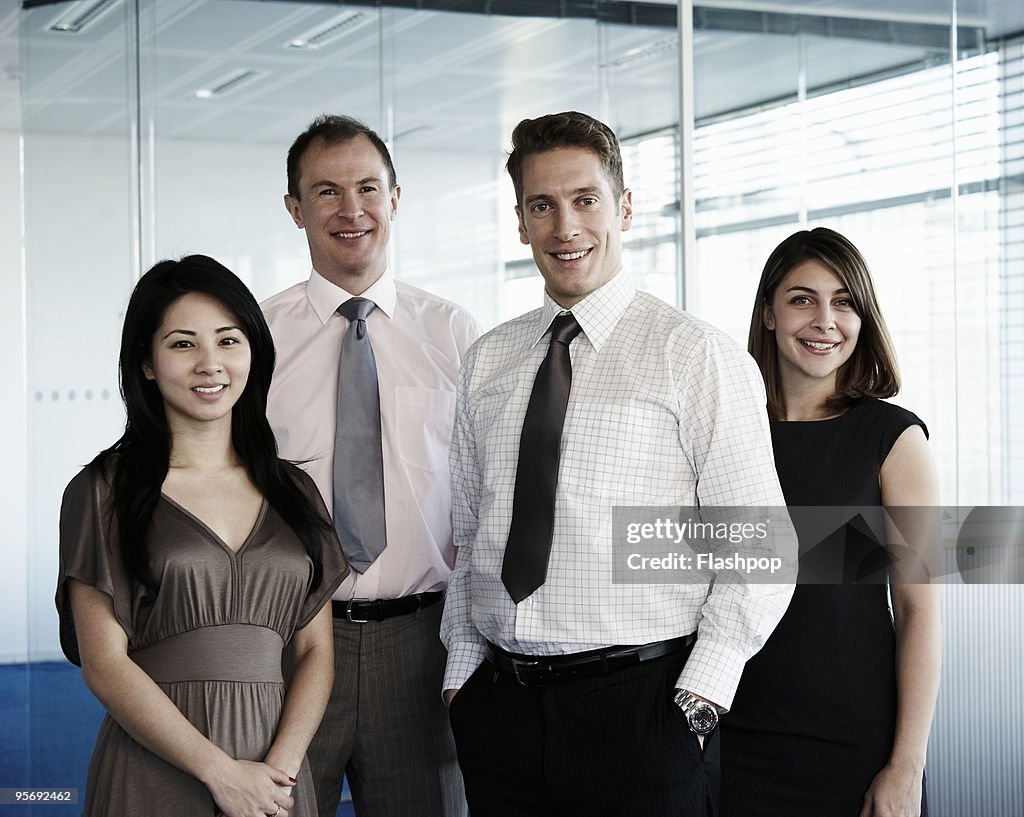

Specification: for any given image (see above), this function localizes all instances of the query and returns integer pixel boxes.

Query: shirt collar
[532,270,636,352]
[306,267,397,324]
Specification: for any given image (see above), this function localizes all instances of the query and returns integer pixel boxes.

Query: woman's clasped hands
[206,756,295,817]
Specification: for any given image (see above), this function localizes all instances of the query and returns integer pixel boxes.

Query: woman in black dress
[720,228,941,817]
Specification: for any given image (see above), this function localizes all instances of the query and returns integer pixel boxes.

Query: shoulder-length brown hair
[747,227,901,420]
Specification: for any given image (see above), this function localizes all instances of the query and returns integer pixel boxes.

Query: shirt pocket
[395,386,457,472]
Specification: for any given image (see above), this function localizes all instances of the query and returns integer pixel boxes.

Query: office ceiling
[0,0,1020,150]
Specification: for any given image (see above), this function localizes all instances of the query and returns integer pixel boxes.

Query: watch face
[688,702,718,735]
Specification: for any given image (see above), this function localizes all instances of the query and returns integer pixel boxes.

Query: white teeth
[334,231,368,239]
[556,250,588,260]
[193,385,226,394]
[801,340,837,350]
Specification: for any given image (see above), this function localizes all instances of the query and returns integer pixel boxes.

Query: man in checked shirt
[440,111,796,816]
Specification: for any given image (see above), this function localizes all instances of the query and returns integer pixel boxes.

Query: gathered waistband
[131,625,284,684]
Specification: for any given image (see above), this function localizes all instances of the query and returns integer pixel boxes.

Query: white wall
[0,130,28,663]
[150,138,307,301]
[23,129,142,660]
[391,147,507,330]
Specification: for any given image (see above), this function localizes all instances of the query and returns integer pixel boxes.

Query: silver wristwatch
[673,689,719,735]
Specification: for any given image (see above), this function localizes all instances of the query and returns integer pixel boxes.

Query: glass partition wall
[11,0,1024,814]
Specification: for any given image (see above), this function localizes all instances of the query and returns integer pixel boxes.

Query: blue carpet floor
[0,662,354,816]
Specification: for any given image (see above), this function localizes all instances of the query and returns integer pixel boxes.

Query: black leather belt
[485,634,696,687]
[332,591,444,623]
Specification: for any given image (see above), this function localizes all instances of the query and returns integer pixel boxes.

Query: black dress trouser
[448,646,719,817]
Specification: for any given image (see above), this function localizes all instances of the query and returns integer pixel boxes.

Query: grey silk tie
[502,312,583,603]
[333,297,387,573]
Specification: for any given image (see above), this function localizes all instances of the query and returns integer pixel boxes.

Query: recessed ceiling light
[193,69,264,100]
[284,12,370,51]
[46,0,123,34]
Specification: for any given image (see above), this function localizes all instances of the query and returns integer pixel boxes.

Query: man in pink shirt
[262,114,479,817]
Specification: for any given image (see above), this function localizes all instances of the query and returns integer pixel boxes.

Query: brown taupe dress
[56,461,348,816]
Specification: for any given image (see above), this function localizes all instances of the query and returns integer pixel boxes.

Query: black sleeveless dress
[720,398,928,817]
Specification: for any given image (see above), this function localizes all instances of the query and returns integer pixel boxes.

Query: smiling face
[143,292,251,433]
[515,146,632,309]
[764,260,863,393]
[284,134,400,294]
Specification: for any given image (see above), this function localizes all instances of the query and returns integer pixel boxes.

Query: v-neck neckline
[160,493,269,556]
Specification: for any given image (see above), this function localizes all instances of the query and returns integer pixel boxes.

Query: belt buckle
[511,657,542,686]
[346,598,369,624]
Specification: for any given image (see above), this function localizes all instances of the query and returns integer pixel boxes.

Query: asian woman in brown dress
[56,256,348,817]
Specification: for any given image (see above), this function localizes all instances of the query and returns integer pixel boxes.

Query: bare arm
[860,426,942,817]
[69,580,294,817]
[263,602,335,778]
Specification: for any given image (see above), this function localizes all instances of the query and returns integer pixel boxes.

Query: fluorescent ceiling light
[285,12,370,50]
[46,0,123,34]
[194,69,264,100]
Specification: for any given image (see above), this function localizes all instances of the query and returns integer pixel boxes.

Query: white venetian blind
[692,42,1023,509]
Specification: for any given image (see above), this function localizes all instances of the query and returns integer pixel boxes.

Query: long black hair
[94,255,329,589]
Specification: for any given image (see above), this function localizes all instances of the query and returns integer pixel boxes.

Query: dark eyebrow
[523,186,603,207]
[161,325,241,340]
[310,177,384,189]
[785,285,850,295]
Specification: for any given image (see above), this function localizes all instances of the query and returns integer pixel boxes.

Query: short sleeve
[55,462,135,666]
[877,401,929,464]
[287,462,348,629]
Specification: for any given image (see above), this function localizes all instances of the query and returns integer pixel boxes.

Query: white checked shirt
[262,268,481,601]
[440,272,795,710]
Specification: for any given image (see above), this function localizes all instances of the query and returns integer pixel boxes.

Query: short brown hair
[747,227,901,420]
[286,114,397,199]
[506,111,624,206]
